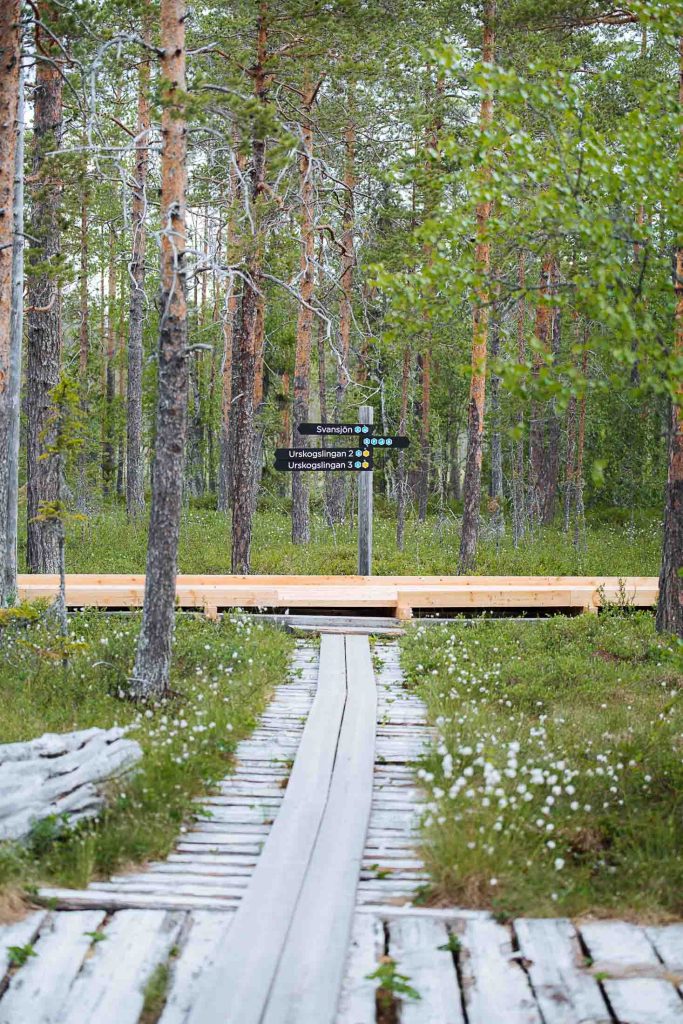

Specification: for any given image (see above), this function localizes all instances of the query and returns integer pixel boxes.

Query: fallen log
[0,727,142,841]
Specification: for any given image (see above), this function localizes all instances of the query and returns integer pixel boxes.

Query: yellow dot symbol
[362,460,369,468]
[363,449,369,457]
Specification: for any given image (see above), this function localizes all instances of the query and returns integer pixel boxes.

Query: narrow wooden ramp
[5,633,683,1024]
[186,633,377,1024]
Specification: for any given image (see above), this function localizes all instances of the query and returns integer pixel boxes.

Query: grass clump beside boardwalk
[22,504,662,577]
[400,612,682,920]
[0,609,292,903]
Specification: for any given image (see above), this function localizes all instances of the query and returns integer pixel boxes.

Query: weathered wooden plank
[336,913,383,1024]
[603,978,683,1023]
[37,889,236,912]
[263,635,377,1024]
[0,910,105,1023]
[0,911,47,983]
[647,925,683,972]
[460,919,543,1024]
[388,916,465,1024]
[55,910,183,1024]
[159,912,233,1024]
[514,918,611,1024]
[185,634,348,1024]
[579,921,660,971]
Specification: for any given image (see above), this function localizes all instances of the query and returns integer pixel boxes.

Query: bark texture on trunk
[396,345,410,551]
[6,57,24,599]
[458,0,495,574]
[126,19,151,519]
[218,145,244,513]
[328,120,355,525]
[103,226,117,497]
[26,8,62,574]
[231,6,269,573]
[656,35,683,637]
[489,304,504,537]
[131,0,188,698]
[512,250,526,547]
[291,77,317,545]
[0,0,21,603]
[417,351,430,522]
[528,253,552,528]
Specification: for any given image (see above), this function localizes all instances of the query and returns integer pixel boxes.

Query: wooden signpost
[274,407,409,575]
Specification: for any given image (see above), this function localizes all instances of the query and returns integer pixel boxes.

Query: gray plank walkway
[2,635,681,1024]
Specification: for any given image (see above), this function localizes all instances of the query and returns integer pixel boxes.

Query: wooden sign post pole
[357,405,373,575]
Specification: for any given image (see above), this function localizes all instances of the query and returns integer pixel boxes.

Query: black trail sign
[275,447,372,461]
[274,454,372,472]
[298,422,374,437]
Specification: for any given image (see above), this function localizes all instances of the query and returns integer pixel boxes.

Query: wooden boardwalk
[2,635,682,1023]
[17,573,659,620]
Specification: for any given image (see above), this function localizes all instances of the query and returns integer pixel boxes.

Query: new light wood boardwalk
[2,634,682,1024]
[17,572,659,620]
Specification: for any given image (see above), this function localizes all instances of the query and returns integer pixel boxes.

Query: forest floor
[400,611,683,920]
[0,609,292,910]
[20,503,663,577]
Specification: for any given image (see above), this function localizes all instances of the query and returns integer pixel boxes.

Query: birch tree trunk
[656,35,683,637]
[26,6,62,574]
[130,0,188,698]
[0,0,21,604]
[126,15,151,519]
[458,0,495,574]
[291,76,317,545]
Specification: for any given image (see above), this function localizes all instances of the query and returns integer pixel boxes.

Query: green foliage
[401,612,683,918]
[23,505,661,578]
[6,945,37,968]
[367,959,421,1008]
[0,611,292,895]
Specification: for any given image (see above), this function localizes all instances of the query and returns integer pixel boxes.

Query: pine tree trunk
[328,120,355,525]
[0,0,20,603]
[489,305,504,537]
[26,8,62,574]
[231,8,268,573]
[417,351,430,522]
[217,145,244,513]
[103,227,117,498]
[458,0,495,574]
[131,0,188,698]
[291,77,317,545]
[512,251,526,547]
[5,54,23,600]
[250,291,266,515]
[574,346,588,551]
[528,252,553,528]
[543,266,561,524]
[396,346,410,551]
[656,35,683,637]
[218,280,237,511]
[126,18,150,519]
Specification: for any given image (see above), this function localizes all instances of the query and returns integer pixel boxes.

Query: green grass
[400,612,683,920]
[0,609,292,899]
[18,502,662,577]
